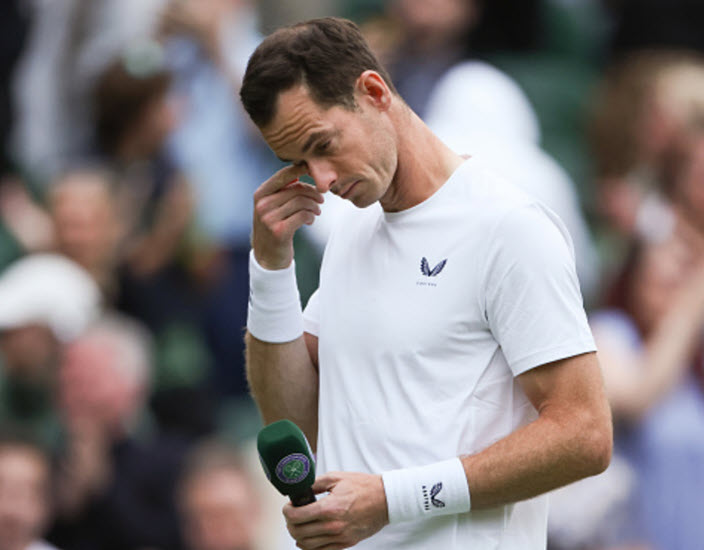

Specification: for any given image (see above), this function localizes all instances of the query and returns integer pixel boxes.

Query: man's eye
[316,140,332,154]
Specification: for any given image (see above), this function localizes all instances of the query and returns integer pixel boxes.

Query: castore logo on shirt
[417,257,447,287]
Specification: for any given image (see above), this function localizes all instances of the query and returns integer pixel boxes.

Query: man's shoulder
[452,157,539,209]
[436,158,547,233]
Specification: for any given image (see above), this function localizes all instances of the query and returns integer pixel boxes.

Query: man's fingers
[257,185,324,215]
[283,500,324,526]
[312,472,341,494]
[294,534,347,550]
[288,519,350,550]
[264,196,321,224]
[288,518,345,540]
[256,164,309,198]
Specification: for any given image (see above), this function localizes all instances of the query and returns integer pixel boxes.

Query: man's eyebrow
[302,130,334,154]
[276,129,339,164]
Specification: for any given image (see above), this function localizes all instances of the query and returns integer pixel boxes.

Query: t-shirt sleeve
[483,203,596,376]
[302,289,320,337]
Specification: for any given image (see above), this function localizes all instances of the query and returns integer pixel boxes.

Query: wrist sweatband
[382,458,471,524]
[247,250,303,343]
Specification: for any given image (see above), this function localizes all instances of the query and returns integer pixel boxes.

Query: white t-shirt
[302,158,596,549]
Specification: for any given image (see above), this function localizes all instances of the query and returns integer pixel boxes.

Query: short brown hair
[240,17,398,127]
[94,58,171,155]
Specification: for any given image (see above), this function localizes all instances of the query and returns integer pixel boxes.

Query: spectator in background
[382,0,479,117]
[48,314,188,550]
[178,440,261,550]
[589,51,704,247]
[550,220,704,549]
[92,52,212,376]
[597,229,704,549]
[363,0,543,119]
[0,254,101,450]
[10,0,165,183]
[0,432,58,550]
[49,168,125,299]
[158,0,279,397]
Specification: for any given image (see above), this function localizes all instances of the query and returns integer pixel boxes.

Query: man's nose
[308,160,337,193]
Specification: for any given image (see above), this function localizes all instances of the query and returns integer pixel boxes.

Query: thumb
[311,472,342,494]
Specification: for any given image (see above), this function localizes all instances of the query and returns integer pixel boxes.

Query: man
[0,253,101,450]
[0,433,58,550]
[49,314,187,550]
[178,440,262,550]
[240,17,612,549]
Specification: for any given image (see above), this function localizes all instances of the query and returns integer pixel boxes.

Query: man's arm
[283,351,612,549]
[245,164,324,444]
[461,351,612,508]
[246,332,319,447]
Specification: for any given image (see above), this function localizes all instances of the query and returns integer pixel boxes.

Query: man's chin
[348,194,376,209]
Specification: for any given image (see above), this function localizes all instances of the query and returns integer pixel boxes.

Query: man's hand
[252,164,323,270]
[284,471,389,549]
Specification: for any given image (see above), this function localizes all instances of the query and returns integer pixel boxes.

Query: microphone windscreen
[257,419,316,498]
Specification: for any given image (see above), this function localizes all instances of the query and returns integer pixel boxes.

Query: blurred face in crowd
[58,338,142,434]
[0,446,50,550]
[128,95,179,159]
[50,173,122,275]
[392,0,477,45]
[0,325,58,382]
[180,468,260,550]
[630,234,693,333]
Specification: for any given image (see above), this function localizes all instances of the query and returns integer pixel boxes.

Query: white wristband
[247,250,303,343]
[382,458,471,524]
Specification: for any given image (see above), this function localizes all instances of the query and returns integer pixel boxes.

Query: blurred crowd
[0,1,703,549]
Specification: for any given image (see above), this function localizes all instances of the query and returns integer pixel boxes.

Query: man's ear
[355,70,392,111]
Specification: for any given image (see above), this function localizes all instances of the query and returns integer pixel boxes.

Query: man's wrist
[381,458,471,524]
[247,249,303,343]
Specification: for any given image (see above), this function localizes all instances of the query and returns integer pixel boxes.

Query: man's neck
[380,104,464,212]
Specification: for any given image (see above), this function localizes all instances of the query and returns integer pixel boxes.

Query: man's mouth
[340,180,360,199]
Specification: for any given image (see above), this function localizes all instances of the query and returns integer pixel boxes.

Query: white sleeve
[302,289,320,337]
[483,203,596,376]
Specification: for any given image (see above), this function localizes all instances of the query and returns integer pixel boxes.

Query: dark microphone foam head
[257,419,316,497]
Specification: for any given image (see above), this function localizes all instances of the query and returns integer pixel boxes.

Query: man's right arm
[245,331,319,448]
[245,164,324,446]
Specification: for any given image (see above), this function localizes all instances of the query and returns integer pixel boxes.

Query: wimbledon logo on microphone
[276,453,311,484]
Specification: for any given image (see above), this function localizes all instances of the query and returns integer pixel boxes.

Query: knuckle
[271,222,288,239]
[259,211,275,227]
[254,199,270,217]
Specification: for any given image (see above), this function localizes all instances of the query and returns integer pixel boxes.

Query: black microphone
[257,419,317,506]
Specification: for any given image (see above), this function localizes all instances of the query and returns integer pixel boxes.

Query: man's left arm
[284,351,612,549]
[460,350,612,509]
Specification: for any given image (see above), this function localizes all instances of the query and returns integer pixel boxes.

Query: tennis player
[241,17,612,549]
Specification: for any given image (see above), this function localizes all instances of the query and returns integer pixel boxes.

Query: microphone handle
[290,487,317,507]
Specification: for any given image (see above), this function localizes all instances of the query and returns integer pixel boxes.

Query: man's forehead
[261,85,332,155]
